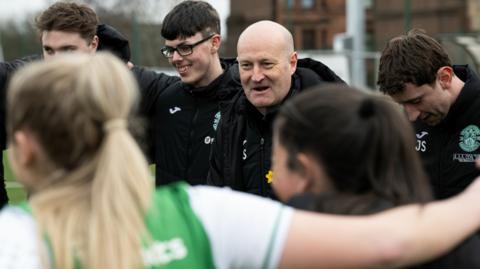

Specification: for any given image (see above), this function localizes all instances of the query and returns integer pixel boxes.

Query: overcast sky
[0,0,230,35]
[0,0,46,21]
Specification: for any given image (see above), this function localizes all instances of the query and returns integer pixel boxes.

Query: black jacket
[135,59,241,186]
[0,24,131,207]
[414,65,480,199]
[208,59,344,197]
[0,60,25,208]
[96,24,131,62]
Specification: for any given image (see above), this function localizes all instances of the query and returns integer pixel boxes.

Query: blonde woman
[1,53,480,269]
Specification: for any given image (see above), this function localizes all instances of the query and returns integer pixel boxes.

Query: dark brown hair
[377,29,451,95]
[275,84,432,214]
[36,2,99,43]
[161,0,220,40]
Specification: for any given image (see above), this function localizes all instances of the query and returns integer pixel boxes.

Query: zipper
[260,137,265,196]
[186,96,199,179]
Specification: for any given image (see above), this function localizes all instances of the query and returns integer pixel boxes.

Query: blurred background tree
[0,20,39,61]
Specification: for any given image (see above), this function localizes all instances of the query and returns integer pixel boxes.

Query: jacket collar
[440,65,480,128]
[182,59,240,98]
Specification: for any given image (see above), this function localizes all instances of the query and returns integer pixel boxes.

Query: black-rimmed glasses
[161,34,215,58]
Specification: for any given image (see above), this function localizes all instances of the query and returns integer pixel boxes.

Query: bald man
[208,20,344,198]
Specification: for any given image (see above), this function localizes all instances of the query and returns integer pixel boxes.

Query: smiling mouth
[176,65,191,74]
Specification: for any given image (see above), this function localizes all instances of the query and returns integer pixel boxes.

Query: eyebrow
[166,41,192,48]
[398,95,422,105]
[169,35,215,47]
[43,45,78,51]
[260,59,277,63]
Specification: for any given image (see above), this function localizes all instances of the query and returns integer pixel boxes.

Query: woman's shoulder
[0,206,37,239]
[0,206,42,269]
[151,184,293,269]
[150,183,291,238]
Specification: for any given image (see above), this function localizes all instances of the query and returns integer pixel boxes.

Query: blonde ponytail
[7,53,153,269]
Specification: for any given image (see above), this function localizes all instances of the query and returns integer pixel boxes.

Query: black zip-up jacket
[0,24,132,208]
[207,60,344,197]
[135,59,241,186]
[414,65,480,199]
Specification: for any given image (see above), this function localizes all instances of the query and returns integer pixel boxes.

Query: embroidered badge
[459,125,480,152]
[213,111,221,131]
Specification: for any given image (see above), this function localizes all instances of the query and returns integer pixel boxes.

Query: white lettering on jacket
[143,238,188,266]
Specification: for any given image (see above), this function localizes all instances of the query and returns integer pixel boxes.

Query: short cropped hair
[161,0,220,40]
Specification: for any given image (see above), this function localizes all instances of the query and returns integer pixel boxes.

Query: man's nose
[251,66,265,82]
[404,104,421,122]
[171,50,183,62]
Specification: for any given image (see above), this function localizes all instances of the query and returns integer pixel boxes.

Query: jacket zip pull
[260,137,265,195]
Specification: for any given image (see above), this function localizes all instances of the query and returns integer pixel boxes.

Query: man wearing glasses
[0,0,237,188]
[137,1,345,188]
[134,0,241,186]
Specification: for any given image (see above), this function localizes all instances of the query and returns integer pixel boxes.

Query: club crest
[459,125,480,152]
[213,111,221,131]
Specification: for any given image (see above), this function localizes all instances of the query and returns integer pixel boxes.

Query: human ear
[12,131,38,167]
[294,153,319,192]
[296,153,333,194]
[211,34,221,53]
[437,66,453,89]
[289,51,298,75]
[90,35,99,52]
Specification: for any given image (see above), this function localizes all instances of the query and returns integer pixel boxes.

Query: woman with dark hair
[273,84,480,268]
[273,84,430,210]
